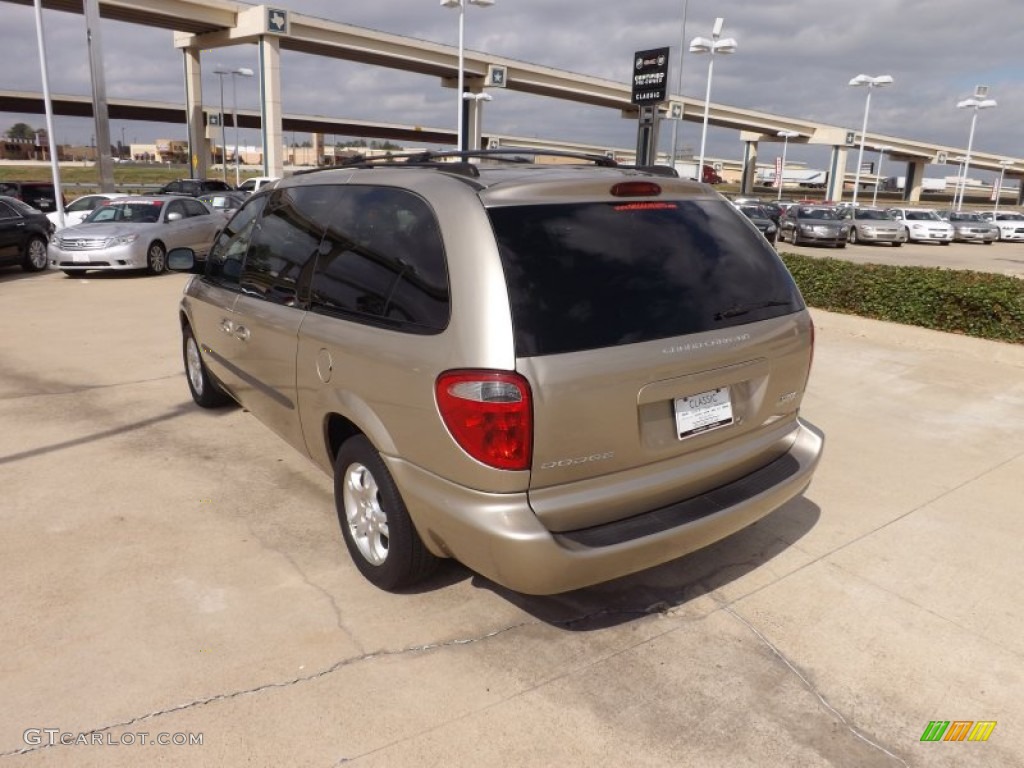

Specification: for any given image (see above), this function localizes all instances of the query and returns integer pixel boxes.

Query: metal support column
[83,0,115,191]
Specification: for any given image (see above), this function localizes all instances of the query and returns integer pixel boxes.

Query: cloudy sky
[3,0,1023,178]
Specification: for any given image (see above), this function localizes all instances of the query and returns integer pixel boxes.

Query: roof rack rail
[331,148,620,169]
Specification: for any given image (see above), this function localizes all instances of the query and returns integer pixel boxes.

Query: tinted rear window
[487,199,803,357]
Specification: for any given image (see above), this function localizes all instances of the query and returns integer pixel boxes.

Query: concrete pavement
[1,269,1022,767]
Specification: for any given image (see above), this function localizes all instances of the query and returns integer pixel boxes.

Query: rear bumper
[388,418,824,595]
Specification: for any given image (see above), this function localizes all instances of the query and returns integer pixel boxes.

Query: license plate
[72,254,90,263]
[675,386,733,440]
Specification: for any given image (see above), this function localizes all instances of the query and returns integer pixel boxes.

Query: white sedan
[47,193,129,230]
[980,211,1024,241]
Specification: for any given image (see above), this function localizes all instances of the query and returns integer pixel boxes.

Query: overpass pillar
[740,139,758,195]
[826,145,849,202]
[182,47,207,179]
[258,35,284,178]
[464,83,489,151]
[1017,179,1024,206]
[903,160,925,202]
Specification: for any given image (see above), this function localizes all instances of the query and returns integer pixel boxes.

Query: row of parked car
[0,176,279,275]
[733,196,1024,248]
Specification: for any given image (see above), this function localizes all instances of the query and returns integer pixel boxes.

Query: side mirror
[166,211,184,222]
[167,248,196,271]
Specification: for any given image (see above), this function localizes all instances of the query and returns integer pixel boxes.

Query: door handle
[234,325,250,342]
[219,318,234,334]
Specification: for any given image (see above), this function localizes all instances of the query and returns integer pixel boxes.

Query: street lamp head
[690,36,736,54]
[468,0,496,5]
[689,36,713,53]
[234,67,254,77]
[777,130,799,139]
[957,97,997,110]
[440,0,460,7]
[711,17,725,38]
[849,74,893,87]
[999,160,1015,167]
[462,92,493,101]
[876,145,893,153]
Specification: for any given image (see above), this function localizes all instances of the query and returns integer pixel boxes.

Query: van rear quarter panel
[295,173,529,493]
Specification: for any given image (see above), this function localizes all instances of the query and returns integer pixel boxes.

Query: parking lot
[780,237,1024,279]
[1,267,1022,766]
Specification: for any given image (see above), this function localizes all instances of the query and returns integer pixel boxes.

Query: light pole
[214,67,254,185]
[776,130,798,201]
[669,0,690,165]
[690,18,736,184]
[872,145,893,206]
[848,74,893,205]
[462,91,492,151]
[993,160,1014,216]
[440,0,494,153]
[213,68,228,182]
[954,86,997,211]
[232,68,253,186]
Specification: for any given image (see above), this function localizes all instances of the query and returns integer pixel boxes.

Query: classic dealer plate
[674,386,734,440]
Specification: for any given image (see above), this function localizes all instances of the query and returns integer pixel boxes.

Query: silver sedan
[844,207,904,246]
[48,195,222,276]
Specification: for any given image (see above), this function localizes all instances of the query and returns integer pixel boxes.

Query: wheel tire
[984,240,994,246]
[940,241,951,246]
[837,242,847,249]
[22,235,48,272]
[334,435,438,591]
[893,241,902,248]
[848,228,858,244]
[146,242,167,275]
[182,325,232,408]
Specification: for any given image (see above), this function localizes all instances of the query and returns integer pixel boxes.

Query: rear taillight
[435,370,532,471]
[804,317,816,390]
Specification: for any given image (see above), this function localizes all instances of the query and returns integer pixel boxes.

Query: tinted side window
[239,188,321,307]
[0,200,17,220]
[487,199,804,357]
[182,199,210,217]
[205,194,267,289]
[305,186,449,333]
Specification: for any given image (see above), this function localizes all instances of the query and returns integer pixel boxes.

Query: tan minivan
[170,152,823,595]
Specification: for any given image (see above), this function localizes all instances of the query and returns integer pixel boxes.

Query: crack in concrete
[723,603,909,767]
[1,600,690,760]
[0,621,533,759]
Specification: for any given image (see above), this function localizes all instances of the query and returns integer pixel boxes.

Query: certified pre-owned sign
[631,47,670,105]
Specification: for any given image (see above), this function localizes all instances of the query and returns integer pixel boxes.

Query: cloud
[3,0,1022,178]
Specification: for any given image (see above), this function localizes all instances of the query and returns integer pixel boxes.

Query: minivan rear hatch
[485,193,812,531]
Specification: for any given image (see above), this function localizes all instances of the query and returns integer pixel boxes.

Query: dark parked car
[733,196,782,225]
[778,205,849,247]
[0,195,53,272]
[0,181,65,214]
[735,203,778,244]
[157,178,235,197]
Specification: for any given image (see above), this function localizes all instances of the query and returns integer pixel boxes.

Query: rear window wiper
[714,300,791,321]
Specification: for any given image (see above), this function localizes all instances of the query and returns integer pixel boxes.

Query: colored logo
[920,721,996,742]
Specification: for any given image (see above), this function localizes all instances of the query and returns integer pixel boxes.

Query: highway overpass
[5,0,1023,203]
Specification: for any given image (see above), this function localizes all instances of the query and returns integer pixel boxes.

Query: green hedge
[779,253,1024,344]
